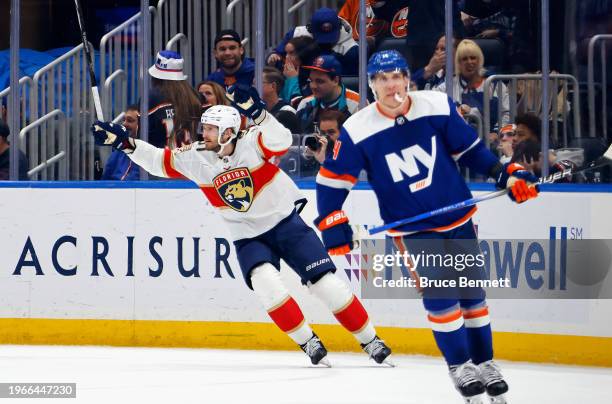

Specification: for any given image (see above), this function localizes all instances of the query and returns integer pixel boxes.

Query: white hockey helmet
[199,105,242,155]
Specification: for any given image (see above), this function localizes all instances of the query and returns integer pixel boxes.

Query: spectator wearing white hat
[148,50,202,149]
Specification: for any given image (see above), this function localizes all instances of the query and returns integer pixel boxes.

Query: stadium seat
[375,38,411,62]
[471,38,506,74]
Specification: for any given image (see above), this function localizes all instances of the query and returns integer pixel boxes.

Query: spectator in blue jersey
[266,7,360,75]
[102,105,141,181]
[412,35,459,90]
[315,50,539,403]
[207,30,255,89]
[296,54,360,134]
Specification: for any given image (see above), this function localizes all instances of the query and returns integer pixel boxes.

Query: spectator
[461,0,535,72]
[308,109,348,164]
[339,0,410,42]
[436,39,510,130]
[101,105,141,181]
[267,8,360,75]
[0,119,28,180]
[412,35,459,90]
[514,112,542,144]
[405,0,465,70]
[197,80,230,110]
[511,138,574,181]
[207,30,255,89]
[296,55,360,134]
[497,123,516,163]
[148,50,202,149]
[281,36,321,104]
[262,67,300,134]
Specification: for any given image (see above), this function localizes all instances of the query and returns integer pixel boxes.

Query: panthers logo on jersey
[213,168,254,212]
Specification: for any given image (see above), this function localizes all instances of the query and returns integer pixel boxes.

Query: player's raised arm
[227,84,292,159]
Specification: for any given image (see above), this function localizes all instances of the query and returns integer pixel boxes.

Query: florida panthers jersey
[316,91,499,235]
[129,113,303,240]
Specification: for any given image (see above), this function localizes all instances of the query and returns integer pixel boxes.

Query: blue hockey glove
[314,210,354,255]
[226,84,266,123]
[91,121,136,154]
[495,162,539,203]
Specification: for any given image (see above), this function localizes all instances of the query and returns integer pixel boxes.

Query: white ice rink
[2,345,612,404]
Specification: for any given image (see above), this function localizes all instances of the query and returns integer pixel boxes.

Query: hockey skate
[449,360,486,403]
[361,336,394,367]
[478,360,509,404]
[300,333,331,367]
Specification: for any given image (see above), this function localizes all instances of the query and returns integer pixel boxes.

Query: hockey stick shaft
[368,147,612,235]
[73,0,104,120]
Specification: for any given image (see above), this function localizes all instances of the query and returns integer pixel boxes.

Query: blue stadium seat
[471,38,506,74]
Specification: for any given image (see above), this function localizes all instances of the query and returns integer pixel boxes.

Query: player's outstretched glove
[495,162,539,203]
[314,210,354,255]
[91,121,136,154]
[226,84,266,124]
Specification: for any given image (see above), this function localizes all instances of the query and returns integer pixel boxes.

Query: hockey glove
[495,162,539,203]
[226,84,266,124]
[91,121,136,154]
[315,210,354,255]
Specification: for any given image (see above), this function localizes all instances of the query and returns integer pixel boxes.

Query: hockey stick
[368,144,612,235]
[73,0,104,120]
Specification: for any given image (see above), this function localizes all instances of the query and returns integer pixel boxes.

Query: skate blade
[382,357,396,367]
[464,394,486,404]
[488,394,507,404]
[316,357,332,368]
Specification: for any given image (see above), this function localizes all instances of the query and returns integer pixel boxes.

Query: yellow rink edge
[1,318,611,367]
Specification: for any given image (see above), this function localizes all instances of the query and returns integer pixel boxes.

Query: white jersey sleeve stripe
[452,138,481,161]
[316,173,355,190]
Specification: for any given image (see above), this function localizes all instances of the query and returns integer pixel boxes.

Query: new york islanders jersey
[128,112,303,240]
[316,91,499,235]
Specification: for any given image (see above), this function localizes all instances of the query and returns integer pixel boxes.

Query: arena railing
[0,77,32,131]
[587,34,612,139]
[19,109,68,180]
[31,43,96,180]
[99,6,157,121]
[483,73,581,148]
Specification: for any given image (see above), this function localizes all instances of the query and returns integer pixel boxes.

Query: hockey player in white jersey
[315,50,540,402]
[91,84,392,367]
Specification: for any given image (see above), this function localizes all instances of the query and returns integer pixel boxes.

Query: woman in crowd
[436,39,510,132]
[148,50,202,148]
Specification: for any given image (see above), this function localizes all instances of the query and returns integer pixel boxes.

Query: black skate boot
[300,333,331,367]
[361,335,394,367]
[449,360,486,403]
[478,360,509,403]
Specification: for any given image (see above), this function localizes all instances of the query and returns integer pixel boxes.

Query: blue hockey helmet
[367,50,410,79]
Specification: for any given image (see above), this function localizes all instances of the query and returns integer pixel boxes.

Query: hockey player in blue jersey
[315,50,539,403]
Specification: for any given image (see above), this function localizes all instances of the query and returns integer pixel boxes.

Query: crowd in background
[1,0,607,183]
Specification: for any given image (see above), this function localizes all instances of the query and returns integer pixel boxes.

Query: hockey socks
[250,263,313,345]
[462,303,493,365]
[308,272,376,344]
[428,306,471,366]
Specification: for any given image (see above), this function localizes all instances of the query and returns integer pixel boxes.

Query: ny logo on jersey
[384,136,436,192]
